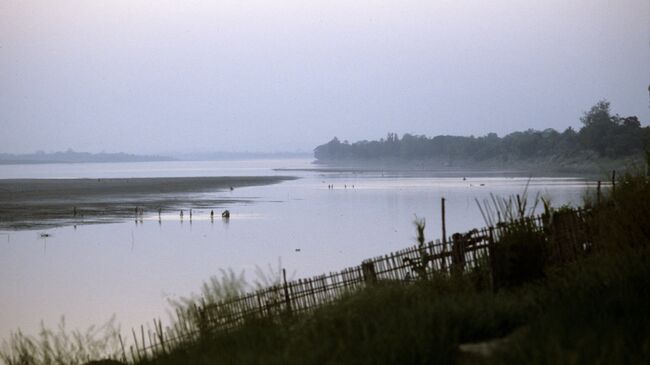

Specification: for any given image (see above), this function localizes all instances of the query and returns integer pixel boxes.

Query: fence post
[282,268,292,316]
[451,233,465,275]
[441,197,447,248]
[441,197,448,273]
[361,261,377,286]
[487,226,497,291]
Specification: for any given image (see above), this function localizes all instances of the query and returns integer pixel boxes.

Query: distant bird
[229,186,234,191]
[222,210,230,218]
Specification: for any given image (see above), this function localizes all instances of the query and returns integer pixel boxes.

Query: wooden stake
[118,333,127,363]
[441,197,447,250]
[282,268,292,315]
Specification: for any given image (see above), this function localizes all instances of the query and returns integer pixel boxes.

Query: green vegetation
[0,317,121,365]
[314,100,649,167]
[133,252,649,364]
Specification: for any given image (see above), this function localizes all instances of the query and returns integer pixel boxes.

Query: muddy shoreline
[0,176,296,230]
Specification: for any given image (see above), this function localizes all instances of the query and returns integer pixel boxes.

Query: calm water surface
[0,159,596,342]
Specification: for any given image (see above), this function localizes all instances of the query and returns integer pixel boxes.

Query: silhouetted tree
[313,101,647,162]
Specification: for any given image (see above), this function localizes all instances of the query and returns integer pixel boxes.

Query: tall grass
[151,259,296,358]
[473,182,549,289]
[475,179,542,227]
[135,246,650,364]
[492,248,650,364]
[0,317,121,365]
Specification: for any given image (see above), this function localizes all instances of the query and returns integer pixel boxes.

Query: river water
[0,159,596,343]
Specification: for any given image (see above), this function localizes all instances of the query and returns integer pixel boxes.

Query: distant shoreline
[0,151,173,165]
[0,159,174,165]
[0,176,297,230]
[307,155,644,178]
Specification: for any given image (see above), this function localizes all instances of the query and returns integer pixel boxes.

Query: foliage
[136,248,650,364]
[491,221,547,289]
[403,217,433,280]
[167,269,249,313]
[492,248,650,364]
[474,186,547,289]
[0,317,121,365]
[314,100,648,162]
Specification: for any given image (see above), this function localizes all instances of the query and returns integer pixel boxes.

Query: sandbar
[0,176,296,230]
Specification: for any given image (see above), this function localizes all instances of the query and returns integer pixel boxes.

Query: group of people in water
[127,207,231,224]
[178,209,230,221]
[327,184,355,189]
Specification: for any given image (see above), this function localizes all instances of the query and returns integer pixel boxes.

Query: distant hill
[0,149,173,164]
[172,151,312,161]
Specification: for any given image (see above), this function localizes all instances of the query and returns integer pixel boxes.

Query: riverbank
[0,176,297,230]
[133,248,649,365]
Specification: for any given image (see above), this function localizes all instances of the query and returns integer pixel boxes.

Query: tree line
[314,100,649,162]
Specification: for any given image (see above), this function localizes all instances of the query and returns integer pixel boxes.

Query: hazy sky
[1,0,649,154]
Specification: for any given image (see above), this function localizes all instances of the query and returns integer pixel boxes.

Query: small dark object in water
[210,210,214,218]
[295,248,301,252]
[229,186,234,191]
[222,210,230,218]
[480,183,485,186]
[462,177,466,181]
[39,233,51,238]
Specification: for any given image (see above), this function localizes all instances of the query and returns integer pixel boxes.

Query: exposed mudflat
[0,176,296,230]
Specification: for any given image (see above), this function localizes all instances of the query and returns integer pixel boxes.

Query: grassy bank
[130,249,648,364]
